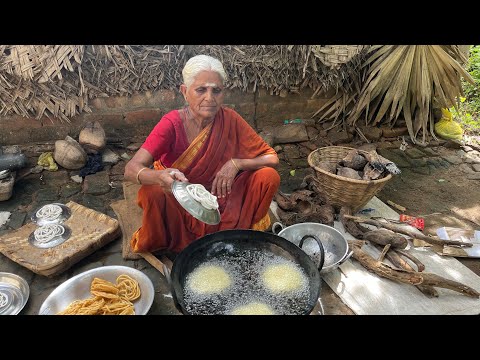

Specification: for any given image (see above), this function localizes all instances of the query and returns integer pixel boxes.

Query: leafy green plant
[454,45,480,135]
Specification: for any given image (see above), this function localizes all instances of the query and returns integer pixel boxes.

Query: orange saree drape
[131,107,280,254]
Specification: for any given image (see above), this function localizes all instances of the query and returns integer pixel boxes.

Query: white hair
[182,55,227,88]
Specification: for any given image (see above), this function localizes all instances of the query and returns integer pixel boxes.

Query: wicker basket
[307,146,392,212]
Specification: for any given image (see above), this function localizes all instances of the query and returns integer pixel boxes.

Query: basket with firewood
[307,146,401,212]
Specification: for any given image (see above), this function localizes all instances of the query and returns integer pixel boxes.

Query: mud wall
[0,88,334,146]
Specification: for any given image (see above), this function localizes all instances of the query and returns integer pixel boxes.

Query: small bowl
[273,222,352,274]
[0,272,30,315]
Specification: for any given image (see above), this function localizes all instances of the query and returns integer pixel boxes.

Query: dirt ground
[378,165,480,233]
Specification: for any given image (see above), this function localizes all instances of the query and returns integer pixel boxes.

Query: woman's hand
[211,160,238,198]
[158,168,188,192]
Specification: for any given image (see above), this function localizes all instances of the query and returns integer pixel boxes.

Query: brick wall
[0,88,333,146]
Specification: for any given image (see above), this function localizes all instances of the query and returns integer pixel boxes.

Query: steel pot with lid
[272,222,352,274]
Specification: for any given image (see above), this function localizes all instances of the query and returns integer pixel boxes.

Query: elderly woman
[124,54,280,254]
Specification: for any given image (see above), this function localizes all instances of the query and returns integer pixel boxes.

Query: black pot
[169,229,324,315]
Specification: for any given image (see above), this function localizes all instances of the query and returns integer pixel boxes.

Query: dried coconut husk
[79,121,106,154]
[276,207,298,226]
[274,191,296,211]
[276,204,335,227]
[340,150,368,171]
[336,166,362,180]
[296,200,314,215]
[289,189,315,202]
[311,204,335,226]
[314,160,336,174]
[304,175,329,205]
[54,136,87,170]
[363,162,384,180]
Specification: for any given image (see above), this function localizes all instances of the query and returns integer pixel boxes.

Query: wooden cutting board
[0,201,121,277]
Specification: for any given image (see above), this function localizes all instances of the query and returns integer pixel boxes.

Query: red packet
[399,214,425,230]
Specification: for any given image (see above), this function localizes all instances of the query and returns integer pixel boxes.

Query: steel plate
[28,224,71,249]
[31,203,71,226]
[0,272,29,315]
[39,266,155,315]
[171,181,221,225]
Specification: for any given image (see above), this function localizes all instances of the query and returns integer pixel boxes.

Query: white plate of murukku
[39,266,154,315]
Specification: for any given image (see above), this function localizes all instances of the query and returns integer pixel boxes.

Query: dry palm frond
[310,46,370,127]
[312,45,474,144]
[348,45,474,144]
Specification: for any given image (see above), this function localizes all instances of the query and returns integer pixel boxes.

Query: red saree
[131,107,280,253]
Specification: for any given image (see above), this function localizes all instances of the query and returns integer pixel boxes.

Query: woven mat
[110,182,142,260]
[0,201,120,277]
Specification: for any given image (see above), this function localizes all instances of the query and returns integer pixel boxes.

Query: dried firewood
[339,207,366,239]
[349,240,479,298]
[394,249,425,272]
[363,229,408,249]
[420,273,480,298]
[377,244,391,262]
[386,200,406,212]
[344,215,472,248]
[384,248,438,297]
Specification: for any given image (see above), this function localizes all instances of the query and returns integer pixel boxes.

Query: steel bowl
[39,266,154,315]
[273,222,352,274]
[0,272,29,315]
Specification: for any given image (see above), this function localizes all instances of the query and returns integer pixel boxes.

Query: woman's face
[181,70,225,121]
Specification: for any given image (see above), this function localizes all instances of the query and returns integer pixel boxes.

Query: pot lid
[171,181,221,225]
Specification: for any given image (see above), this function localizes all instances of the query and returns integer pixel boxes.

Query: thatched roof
[1,45,471,145]
[0,45,367,122]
